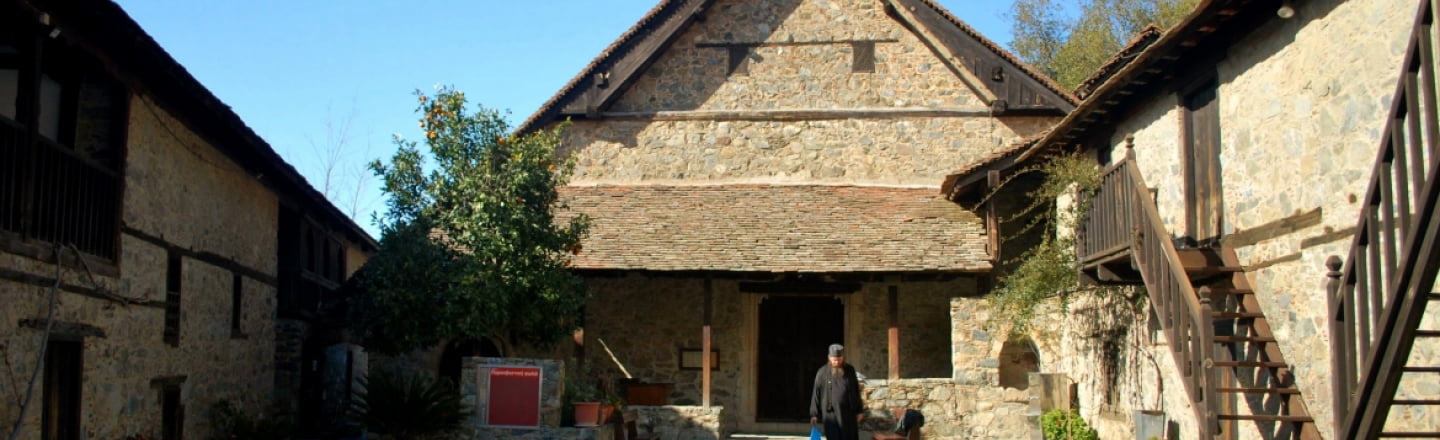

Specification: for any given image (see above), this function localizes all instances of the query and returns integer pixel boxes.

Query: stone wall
[862,378,1036,440]
[556,0,1059,187]
[629,405,725,440]
[1110,0,1421,437]
[944,291,1205,440]
[562,117,1053,185]
[455,357,720,440]
[0,94,284,439]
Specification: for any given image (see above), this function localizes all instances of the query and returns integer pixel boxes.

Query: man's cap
[828,344,844,357]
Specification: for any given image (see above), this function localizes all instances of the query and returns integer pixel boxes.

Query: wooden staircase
[1077,153,1320,439]
[1179,247,1321,439]
[1329,0,1440,437]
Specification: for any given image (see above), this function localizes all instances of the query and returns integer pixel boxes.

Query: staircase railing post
[1198,291,1218,439]
[1325,255,1347,436]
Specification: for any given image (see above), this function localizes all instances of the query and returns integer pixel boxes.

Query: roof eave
[1017,0,1292,162]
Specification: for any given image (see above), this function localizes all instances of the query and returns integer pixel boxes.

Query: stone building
[946,0,1436,438]
[518,0,1073,437]
[0,1,374,439]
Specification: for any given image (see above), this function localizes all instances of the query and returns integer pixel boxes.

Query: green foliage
[983,154,1106,336]
[1008,0,1199,90]
[351,370,469,439]
[988,235,1080,336]
[564,361,602,403]
[1041,408,1099,440]
[351,86,590,354]
[208,400,294,440]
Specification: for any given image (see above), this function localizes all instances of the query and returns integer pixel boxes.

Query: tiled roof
[1073,25,1163,100]
[1015,0,1282,162]
[940,132,1046,197]
[559,184,990,273]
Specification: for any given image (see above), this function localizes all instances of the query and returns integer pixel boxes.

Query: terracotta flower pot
[572,402,614,427]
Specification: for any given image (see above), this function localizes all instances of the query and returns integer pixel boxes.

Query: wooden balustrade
[1079,155,1219,438]
[1330,0,1440,437]
[0,117,120,260]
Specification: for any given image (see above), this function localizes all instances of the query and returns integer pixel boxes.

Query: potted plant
[566,362,606,427]
[599,375,626,424]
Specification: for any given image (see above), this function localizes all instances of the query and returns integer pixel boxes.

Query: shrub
[351,369,470,439]
[1041,408,1098,440]
[209,400,294,440]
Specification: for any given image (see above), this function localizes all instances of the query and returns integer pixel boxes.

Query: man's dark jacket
[810,363,862,425]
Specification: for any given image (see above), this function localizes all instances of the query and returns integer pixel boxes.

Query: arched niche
[997,337,1040,390]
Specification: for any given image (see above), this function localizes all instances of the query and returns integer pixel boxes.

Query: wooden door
[1183,81,1223,246]
[756,296,843,422]
[42,339,82,440]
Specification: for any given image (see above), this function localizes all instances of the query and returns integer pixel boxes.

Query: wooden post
[1325,255,1347,435]
[1197,292,1218,439]
[888,285,900,380]
[986,171,1001,265]
[703,278,713,408]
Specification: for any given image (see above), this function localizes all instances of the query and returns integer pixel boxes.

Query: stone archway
[997,337,1040,390]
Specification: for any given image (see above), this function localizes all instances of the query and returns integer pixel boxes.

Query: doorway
[1182,79,1223,246]
[42,339,82,440]
[755,296,843,422]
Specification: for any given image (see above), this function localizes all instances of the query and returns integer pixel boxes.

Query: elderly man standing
[810,344,863,440]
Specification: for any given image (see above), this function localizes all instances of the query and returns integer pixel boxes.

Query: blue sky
[113,1,1020,239]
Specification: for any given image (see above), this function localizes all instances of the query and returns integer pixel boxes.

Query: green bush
[1041,408,1098,440]
[209,400,294,440]
[351,369,470,439]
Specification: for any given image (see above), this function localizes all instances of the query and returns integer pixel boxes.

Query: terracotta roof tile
[1074,25,1163,100]
[560,184,990,272]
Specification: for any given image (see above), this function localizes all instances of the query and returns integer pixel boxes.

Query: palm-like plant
[351,370,470,439]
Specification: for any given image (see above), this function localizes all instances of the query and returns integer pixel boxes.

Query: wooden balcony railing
[0,117,121,260]
[1077,155,1140,270]
[1079,154,1220,438]
[1330,0,1440,437]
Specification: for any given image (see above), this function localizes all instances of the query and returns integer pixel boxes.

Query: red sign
[487,366,542,427]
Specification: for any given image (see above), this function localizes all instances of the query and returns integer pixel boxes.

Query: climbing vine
[971,153,1139,338]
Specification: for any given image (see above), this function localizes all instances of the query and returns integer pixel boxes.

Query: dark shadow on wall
[440,337,503,386]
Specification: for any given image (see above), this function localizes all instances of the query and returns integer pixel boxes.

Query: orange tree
[351,87,589,355]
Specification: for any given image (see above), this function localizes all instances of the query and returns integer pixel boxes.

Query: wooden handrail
[1331,0,1440,437]
[1080,156,1218,438]
[1077,159,1137,267]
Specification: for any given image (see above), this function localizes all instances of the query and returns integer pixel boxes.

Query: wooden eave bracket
[558,0,716,118]
[882,0,998,105]
[883,0,1075,114]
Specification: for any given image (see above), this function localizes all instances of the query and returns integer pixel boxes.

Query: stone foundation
[862,378,1038,440]
[629,405,726,440]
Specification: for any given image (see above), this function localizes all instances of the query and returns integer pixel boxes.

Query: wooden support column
[703,278,713,408]
[987,170,1002,265]
[888,285,900,380]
